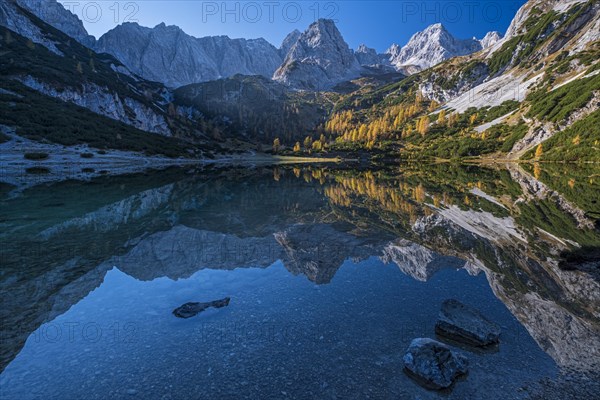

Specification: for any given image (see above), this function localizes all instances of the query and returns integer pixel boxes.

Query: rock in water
[435,299,501,346]
[403,338,468,390]
[173,297,231,319]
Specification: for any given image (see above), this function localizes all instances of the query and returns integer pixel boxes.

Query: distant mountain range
[2,0,501,89]
[95,22,284,88]
[95,17,501,90]
[1,0,598,162]
[385,23,500,70]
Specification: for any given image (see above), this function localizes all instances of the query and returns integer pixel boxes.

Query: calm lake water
[1,163,599,399]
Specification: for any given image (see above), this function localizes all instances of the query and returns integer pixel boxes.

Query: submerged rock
[403,338,468,390]
[173,297,231,319]
[435,299,501,346]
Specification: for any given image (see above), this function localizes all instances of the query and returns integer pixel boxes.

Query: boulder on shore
[173,297,230,319]
[403,338,468,390]
[435,299,501,346]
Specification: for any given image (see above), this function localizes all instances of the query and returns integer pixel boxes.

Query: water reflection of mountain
[0,167,391,370]
[318,163,600,372]
[1,164,599,374]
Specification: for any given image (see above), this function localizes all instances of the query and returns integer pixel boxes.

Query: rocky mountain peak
[279,29,301,56]
[480,31,502,48]
[385,43,401,57]
[424,22,447,33]
[302,18,346,48]
[389,23,483,70]
[273,18,361,90]
[356,44,373,53]
[415,23,454,43]
[95,21,283,88]
[355,44,387,66]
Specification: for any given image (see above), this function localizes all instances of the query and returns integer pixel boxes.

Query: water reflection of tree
[284,163,600,371]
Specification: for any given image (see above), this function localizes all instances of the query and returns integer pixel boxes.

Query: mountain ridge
[95,21,284,88]
[386,23,502,70]
[3,0,509,90]
[1,0,598,162]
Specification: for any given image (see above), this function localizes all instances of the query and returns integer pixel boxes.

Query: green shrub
[526,73,600,123]
[523,110,600,162]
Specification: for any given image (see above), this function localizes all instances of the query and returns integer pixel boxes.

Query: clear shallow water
[1,164,599,399]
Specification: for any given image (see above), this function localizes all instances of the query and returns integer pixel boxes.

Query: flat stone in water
[435,299,501,347]
[403,338,468,390]
[173,297,231,319]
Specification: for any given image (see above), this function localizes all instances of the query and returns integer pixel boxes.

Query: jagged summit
[280,29,301,55]
[273,18,361,90]
[385,43,401,57]
[480,31,502,49]
[388,22,482,69]
[95,20,283,88]
[426,22,446,31]
[355,44,386,66]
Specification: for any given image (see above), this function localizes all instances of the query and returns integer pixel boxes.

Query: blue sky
[60,1,527,52]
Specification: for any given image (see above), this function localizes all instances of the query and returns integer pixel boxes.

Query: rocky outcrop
[96,22,283,88]
[0,0,62,54]
[435,299,502,346]
[0,0,94,53]
[499,0,587,46]
[273,19,361,90]
[15,0,94,47]
[403,338,469,389]
[18,75,172,136]
[417,60,490,104]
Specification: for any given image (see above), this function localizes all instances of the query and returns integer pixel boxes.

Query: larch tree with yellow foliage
[437,110,446,125]
[535,143,543,159]
[428,100,439,112]
[417,116,429,136]
[469,113,478,125]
